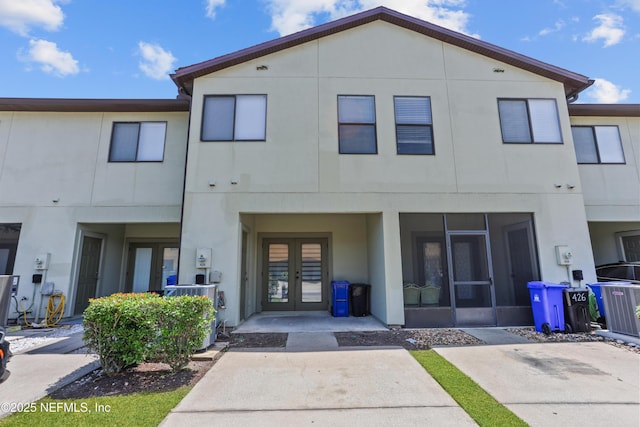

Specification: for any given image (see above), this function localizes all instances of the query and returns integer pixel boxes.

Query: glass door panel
[267,243,290,305]
[161,247,179,288]
[132,248,153,293]
[300,243,322,303]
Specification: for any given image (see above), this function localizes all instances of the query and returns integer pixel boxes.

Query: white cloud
[617,0,640,12]
[205,0,226,19]
[23,39,79,76]
[583,13,625,47]
[0,0,65,36]
[138,42,176,80]
[585,78,631,103]
[538,19,565,36]
[265,0,475,37]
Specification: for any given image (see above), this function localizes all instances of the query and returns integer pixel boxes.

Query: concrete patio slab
[232,311,388,333]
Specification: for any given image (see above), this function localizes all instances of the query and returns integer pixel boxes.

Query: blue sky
[0,0,638,103]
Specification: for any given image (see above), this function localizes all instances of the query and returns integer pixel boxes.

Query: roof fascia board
[0,98,190,112]
[171,6,592,97]
[568,104,640,117]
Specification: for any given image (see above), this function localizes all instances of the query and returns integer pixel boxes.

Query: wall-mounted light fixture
[256,65,268,71]
[493,67,505,73]
[554,183,562,189]
[567,184,576,189]
[208,180,216,187]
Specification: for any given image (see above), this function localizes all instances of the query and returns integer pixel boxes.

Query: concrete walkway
[162,346,475,426]
[0,331,98,418]
[436,342,640,427]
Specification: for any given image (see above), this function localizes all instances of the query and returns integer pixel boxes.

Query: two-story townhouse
[0,7,637,329]
[0,98,188,316]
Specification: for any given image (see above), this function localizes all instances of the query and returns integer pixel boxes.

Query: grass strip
[0,386,190,427]
[411,350,527,427]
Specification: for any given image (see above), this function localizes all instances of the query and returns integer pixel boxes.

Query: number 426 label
[570,292,588,303]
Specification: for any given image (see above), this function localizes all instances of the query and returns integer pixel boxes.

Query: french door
[126,242,179,293]
[262,238,328,311]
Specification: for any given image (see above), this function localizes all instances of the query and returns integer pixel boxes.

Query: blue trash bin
[527,281,568,334]
[331,281,349,317]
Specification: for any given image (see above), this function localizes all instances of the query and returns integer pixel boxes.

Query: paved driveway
[435,342,640,427]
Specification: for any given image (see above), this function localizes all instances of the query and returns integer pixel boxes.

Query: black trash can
[563,288,591,333]
[350,283,371,317]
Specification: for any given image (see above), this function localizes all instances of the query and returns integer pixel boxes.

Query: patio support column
[382,211,404,326]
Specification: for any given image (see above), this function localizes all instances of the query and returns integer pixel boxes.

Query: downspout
[176,85,193,284]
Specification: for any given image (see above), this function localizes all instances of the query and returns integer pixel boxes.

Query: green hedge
[83,293,214,375]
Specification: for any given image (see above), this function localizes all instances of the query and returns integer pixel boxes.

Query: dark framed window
[338,95,377,154]
[498,98,562,144]
[394,96,434,155]
[572,125,625,164]
[109,122,166,162]
[201,95,267,141]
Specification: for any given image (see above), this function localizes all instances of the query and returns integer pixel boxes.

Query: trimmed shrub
[83,293,214,375]
[150,295,215,371]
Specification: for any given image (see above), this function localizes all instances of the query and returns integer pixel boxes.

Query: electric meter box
[196,248,212,269]
[555,246,572,266]
[34,253,51,270]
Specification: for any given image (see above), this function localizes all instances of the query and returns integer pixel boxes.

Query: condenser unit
[601,284,640,338]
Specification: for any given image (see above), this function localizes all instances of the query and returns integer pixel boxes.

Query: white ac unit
[165,284,218,350]
[601,284,640,338]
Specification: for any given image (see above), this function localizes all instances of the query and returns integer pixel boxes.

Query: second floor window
[394,96,434,155]
[498,98,562,144]
[202,95,267,141]
[109,122,166,162]
[572,125,625,164]
[338,95,377,154]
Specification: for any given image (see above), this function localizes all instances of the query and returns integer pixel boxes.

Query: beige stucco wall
[180,21,596,326]
[0,110,187,316]
[572,115,640,221]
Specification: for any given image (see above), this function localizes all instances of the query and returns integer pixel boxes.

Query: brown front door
[74,236,102,315]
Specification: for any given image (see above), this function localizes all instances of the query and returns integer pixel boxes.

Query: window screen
[338,95,377,154]
[395,96,434,155]
[202,95,267,141]
[498,99,562,144]
[109,122,166,162]
[572,125,624,164]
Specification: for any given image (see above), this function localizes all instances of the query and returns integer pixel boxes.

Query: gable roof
[171,6,593,99]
